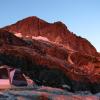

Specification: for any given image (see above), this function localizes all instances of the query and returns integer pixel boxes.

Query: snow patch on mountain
[32,36,49,41]
[15,33,22,38]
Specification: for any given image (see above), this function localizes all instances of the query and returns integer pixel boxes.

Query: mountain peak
[2,16,97,55]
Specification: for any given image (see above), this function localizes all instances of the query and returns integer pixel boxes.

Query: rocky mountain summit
[3,16,97,55]
[0,16,100,93]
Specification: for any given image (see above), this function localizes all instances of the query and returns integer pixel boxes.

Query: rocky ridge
[3,16,97,56]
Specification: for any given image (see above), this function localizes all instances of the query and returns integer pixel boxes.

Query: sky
[0,0,100,51]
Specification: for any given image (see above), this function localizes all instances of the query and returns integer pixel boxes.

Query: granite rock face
[0,17,100,93]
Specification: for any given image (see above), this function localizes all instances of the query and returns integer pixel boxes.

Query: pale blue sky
[0,0,100,51]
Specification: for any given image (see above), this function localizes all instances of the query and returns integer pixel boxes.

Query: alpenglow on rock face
[0,16,100,93]
[3,16,97,56]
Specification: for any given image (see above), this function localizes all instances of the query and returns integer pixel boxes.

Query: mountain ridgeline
[2,16,97,56]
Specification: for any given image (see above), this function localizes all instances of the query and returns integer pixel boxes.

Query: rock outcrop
[0,29,27,46]
[0,17,100,93]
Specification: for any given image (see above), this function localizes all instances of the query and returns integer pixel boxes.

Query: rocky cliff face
[0,17,100,93]
[3,16,97,56]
